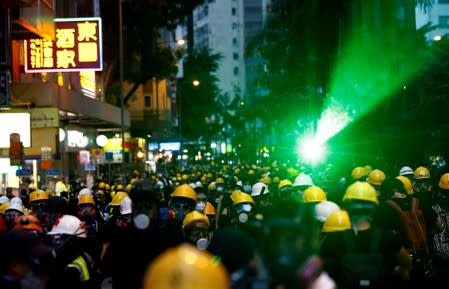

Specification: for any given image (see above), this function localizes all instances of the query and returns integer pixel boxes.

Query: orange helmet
[14,214,43,234]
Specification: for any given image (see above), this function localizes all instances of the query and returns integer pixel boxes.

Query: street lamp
[192,79,200,86]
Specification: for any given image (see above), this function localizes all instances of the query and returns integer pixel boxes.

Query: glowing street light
[192,80,200,86]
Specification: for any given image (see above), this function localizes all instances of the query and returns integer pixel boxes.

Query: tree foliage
[178,49,223,141]
[101,0,202,104]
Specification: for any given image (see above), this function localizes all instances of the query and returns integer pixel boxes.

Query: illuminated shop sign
[25,17,103,72]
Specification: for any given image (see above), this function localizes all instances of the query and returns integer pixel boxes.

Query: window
[232,7,236,15]
[439,15,449,27]
[233,52,238,60]
[144,96,151,107]
[232,22,238,29]
[233,67,239,75]
[232,37,238,46]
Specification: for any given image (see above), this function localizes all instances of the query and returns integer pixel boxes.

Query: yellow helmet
[322,210,351,232]
[0,202,9,214]
[116,184,124,191]
[396,176,414,195]
[207,182,216,191]
[171,184,197,202]
[98,182,106,189]
[215,177,225,185]
[110,191,129,206]
[414,166,430,180]
[204,202,216,216]
[126,184,132,192]
[30,190,49,203]
[231,190,254,206]
[343,181,379,204]
[182,211,210,230]
[259,176,271,185]
[303,186,327,203]
[351,166,369,181]
[272,176,280,183]
[278,179,293,189]
[439,173,449,190]
[78,194,95,206]
[367,169,386,186]
[142,244,230,289]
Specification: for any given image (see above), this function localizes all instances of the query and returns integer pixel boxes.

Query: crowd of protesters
[1,156,449,289]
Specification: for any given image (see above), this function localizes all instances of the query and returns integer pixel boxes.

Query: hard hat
[215,177,225,185]
[142,244,230,289]
[399,166,414,176]
[414,166,430,180]
[303,186,327,203]
[126,184,132,192]
[272,176,280,183]
[396,176,414,195]
[351,166,369,181]
[98,182,106,189]
[181,174,189,181]
[78,194,95,206]
[314,201,341,222]
[204,202,216,216]
[231,190,255,205]
[251,182,269,197]
[14,214,43,233]
[110,191,129,206]
[278,179,293,189]
[259,176,271,185]
[78,188,92,198]
[322,210,352,233]
[171,184,197,202]
[343,181,379,204]
[0,202,9,214]
[367,169,386,186]
[7,197,23,213]
[116,184,124,191]
[207,182,216,191]
[120,196,132,215]
[364,165,373,173]
[0,195,9,204]
[182,211,210,230]
[439,173,449,190]
[30,190,49,203]
[47,215,87,238]
[293,173,314,187]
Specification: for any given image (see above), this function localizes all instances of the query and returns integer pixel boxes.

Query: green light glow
[297,136,327,165]
[315,17,425,145]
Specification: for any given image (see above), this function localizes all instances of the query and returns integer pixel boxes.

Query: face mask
[196,201,207,213]
[243,185,252,194]
[235,203,253,223]
[185,226,210,249]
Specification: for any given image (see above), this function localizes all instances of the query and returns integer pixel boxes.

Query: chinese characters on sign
[25,17,102,72]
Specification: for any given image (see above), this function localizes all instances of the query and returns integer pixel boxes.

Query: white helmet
[314,201,341,223]
[251,182,269,197]
[47,215,87,238]
[6,197,23,213]
[0,195,9,204]
[78,188,92,198]
[293,173,314,187]
[120,196,132,215]
[399,166,414,176]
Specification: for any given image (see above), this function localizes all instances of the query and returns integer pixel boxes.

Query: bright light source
[298,136,327,165]
[177,39,185,46]
[433,35,442,41]
[192,80,200,86]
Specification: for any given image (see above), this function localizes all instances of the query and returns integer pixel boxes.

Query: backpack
[340,229,386,289]
[386,198,429,256]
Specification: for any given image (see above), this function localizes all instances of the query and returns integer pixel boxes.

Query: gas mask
[184,224,210,250]
[234,203,253,223]
[171,201,195,222]
[195,200,207,213]
[414,181,432,194]
[77,205,97,221]
[216,185,225,195]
